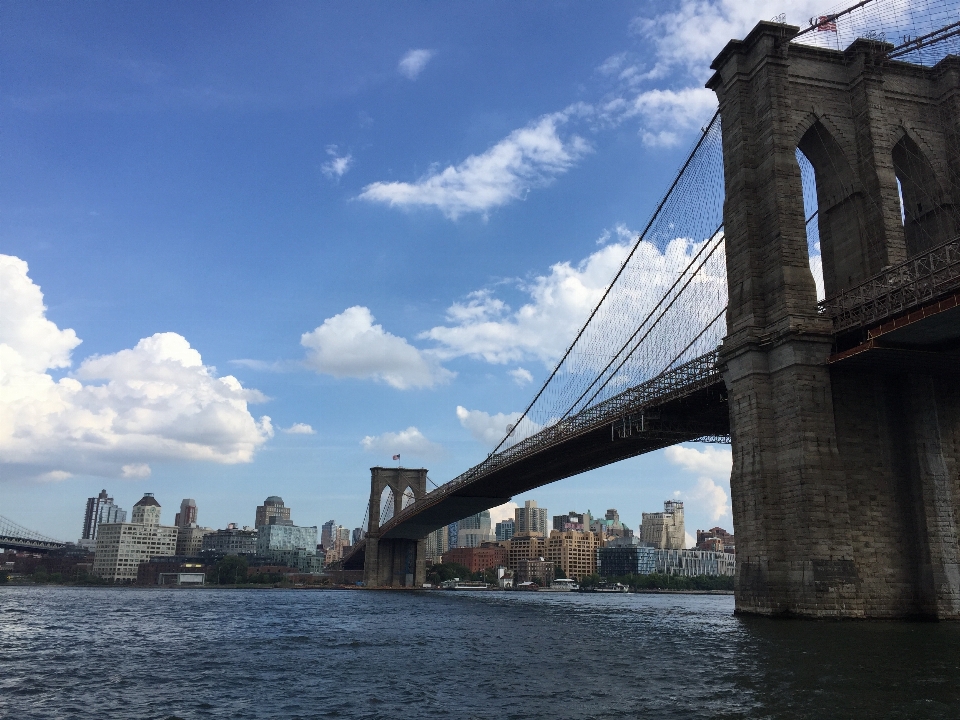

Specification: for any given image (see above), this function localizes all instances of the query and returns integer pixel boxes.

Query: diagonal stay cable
[488,110,722,457]
[664,304,727,371]
[557,223,725,423]
[574,230,726,414]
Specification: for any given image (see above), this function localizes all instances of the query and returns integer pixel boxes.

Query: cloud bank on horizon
[0,254,274,482]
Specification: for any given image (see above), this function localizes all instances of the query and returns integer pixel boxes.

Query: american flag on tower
[816,15,838,32]
[392,454,400,461]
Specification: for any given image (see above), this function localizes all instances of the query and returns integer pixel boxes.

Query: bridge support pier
[710,23,960,618]
[362,467,428,588]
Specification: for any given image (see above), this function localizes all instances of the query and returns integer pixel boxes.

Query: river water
[1,587,958,719]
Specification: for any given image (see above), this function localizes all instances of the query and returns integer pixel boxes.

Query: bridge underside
[382,381,728,541]
[341,378,728,576]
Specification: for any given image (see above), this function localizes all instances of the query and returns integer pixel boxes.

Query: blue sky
[2,1,833,542]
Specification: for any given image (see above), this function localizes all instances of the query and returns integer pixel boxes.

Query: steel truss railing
[819,235,960,334]
[378,349,723,535]
[0,514,65,549]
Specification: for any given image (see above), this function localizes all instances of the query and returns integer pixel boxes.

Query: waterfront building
[495,519,515,541]
[442,544,508,573]
[545,530,603,580]
[447,521,459,550]
[515,500,548,536]
[657,549,735,577]
[516,557,554,587]
[92,493,178,582]
[503,534,546,572]
[425,525,449,564]
[80,489,127,548]
[255,496,291,529]
[641,500,685,550]
[352,527,364,545]
[598,537,658,577]
[258,523,318,554]
[457,511,492,547]
[201,524,258,555]
[257,523,321,573]
[176,526,213,556]
[137,556,213,585]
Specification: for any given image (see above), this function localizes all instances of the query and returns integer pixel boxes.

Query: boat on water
[448,581,489,591]
[578,582,629,593]
[540,578,579,592]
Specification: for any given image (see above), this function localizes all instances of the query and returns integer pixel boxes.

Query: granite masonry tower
[708,23,960,617]
[363,467,429,588]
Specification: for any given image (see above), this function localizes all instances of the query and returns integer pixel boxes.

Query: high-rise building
[174,499,198,528]
[81,489,126,547]
[447,521,459,550]
[321,520,337,550]
[425,525,449,564]
[92,493,178,582]
[591,508,631,539]
[546,530,603,580]
[352,527,365,545]
[495,519,515,541]
[457,511,492,547]
[255,496,291,529]
[515,500,547,536]
[552,511,587,533]
[641,500,685,550]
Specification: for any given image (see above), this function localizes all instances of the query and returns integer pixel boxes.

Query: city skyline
[2,2,746,542]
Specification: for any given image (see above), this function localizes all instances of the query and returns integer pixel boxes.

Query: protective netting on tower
[496,114,727,455]
[791,0,960,66]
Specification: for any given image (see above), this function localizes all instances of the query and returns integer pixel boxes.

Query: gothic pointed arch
[796,119,868,296]
[891,129,958,254]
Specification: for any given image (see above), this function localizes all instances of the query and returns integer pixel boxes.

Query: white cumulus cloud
[489,501,518,526]
[509,367,533,386]
[322,145,353,181]
[456,406,523,447]
[360,426,442,458]
[664,444,732,477]
[282,423,315,435]
[121,463,151,479]
[422,225,724,369]
[664,444,732,522]
[301,306,454,390]
[398,49,435,80]
[358,109,591,219]
[0,254,274,481]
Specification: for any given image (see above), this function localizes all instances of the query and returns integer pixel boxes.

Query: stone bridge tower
[708,23,960,617]
[363,467,428,588]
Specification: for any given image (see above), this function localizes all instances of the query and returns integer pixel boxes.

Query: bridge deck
[373,350,728,542]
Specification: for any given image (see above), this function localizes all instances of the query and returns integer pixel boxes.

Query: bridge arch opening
[796,120,866,298]
[379,486,394,525]
[892,132,957,256]
[401,486,416,510]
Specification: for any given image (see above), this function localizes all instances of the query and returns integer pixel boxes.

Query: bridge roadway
[342,234,960,572]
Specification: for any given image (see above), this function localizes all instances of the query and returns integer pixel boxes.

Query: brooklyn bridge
[337,4,960,619]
